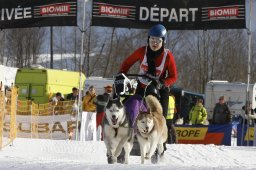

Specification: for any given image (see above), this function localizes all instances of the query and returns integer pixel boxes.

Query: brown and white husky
[136,95,168,164]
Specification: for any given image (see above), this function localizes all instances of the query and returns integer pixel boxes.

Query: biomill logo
[208,7,238,18]
[201,5,244,22]
[93,2,136,20]
[99,5,130,17]
[40,4,71,15]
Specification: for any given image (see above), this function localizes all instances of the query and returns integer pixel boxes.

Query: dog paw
[107,155,117,164]
[117,154,125,164]
[160,150,165,157]
[145,153,150,160]
[151,153,159,164]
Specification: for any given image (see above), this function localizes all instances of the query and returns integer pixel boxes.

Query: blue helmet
[148,24,167,43]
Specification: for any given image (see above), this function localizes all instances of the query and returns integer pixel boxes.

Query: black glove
[158,80,166,89]
[115,73,125,80]
[149,79,164,90]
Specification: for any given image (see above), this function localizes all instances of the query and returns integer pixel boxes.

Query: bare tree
[173,29,248,93]
[103,28,115,77]
[0,31,6,65]
[5,28,46,67]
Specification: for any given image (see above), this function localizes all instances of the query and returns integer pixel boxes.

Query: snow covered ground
[0,138,256,170]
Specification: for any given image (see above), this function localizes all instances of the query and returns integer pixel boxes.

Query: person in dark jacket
[212,96,231,124]
[94,85,112,140]
[66,87,78,100]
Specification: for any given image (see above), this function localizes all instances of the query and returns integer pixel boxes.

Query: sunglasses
[149,36,163,44]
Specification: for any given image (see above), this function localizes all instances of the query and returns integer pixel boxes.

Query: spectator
[94,84,113,140]
[166,93,177,144]
[212,96,231,124]
[189,98,207,125]
[51,92,65,105]
[242,102,256,125]
[80,86,97,141]
[66,87,78,100]
[51,92,65,115]
[82,86,96,112]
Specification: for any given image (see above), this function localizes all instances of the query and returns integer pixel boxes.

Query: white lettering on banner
[139,7,198,22]
[150,7,159,22]
[170,8,178,22]
[140,7,149,20]
[0,6,32,21]
[160,8,169,22]
[180,9,188,22]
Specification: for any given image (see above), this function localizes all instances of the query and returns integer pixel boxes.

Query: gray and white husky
[103,98,134,164]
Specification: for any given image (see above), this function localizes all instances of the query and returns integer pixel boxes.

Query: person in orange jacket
[82,86,96,112]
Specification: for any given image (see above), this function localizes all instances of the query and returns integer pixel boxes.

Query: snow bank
[0,138,255,170]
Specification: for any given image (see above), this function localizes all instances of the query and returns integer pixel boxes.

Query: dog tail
[145,95,163,115]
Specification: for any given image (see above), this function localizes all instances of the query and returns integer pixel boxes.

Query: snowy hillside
[0,138,256,170]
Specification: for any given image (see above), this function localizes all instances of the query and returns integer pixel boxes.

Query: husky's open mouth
[111,118,118,125]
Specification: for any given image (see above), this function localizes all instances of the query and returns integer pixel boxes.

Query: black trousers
[159,87,169,118]
[166,119,177,144]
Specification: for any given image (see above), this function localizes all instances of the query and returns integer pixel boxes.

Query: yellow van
[15,68,86,104]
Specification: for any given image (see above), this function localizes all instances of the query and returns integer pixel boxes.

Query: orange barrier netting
[0,88,18,150]
[1,92,78,142]
[19,100,77,139]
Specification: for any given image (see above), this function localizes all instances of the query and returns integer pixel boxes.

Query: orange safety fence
[0,90,4,149]
[19,100,77,140]
[0,87,18,150]
[1,93,79,142]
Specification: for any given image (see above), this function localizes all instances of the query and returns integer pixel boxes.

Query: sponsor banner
[237,125,255,146]
[92,0,245,30]
[3,114,79,140]
[0,0,77,29]
[176,124,232,145]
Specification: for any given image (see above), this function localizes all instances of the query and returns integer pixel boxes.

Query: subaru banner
[0,0,77,29]
[92,0,246,30]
